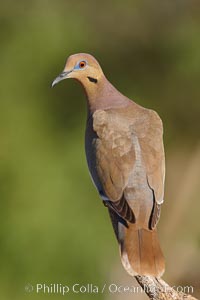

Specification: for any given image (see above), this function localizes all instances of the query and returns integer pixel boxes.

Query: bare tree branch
[135,275,198,300]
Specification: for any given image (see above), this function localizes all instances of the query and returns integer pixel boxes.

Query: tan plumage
[52,53,165,277]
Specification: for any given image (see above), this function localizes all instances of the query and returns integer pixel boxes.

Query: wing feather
[92,107,165,228]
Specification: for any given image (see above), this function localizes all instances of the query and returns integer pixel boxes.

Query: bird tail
[119,223,165,277]
[108,207,165,277]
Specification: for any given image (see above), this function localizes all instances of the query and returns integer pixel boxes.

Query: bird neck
[80,75,130,113]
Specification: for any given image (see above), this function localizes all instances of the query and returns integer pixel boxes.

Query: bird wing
[137,109,165,202]
[92,107,165,228]
[92,109,136,223]
[135,109,165,228]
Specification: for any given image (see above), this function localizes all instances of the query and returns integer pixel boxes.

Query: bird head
[52,53,104,87]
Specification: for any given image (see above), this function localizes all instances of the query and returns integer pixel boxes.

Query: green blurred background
[0,0,200,299]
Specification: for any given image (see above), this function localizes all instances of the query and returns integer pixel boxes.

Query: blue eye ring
[75,60,87,70]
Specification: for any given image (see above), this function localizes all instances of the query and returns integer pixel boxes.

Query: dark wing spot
[105,196,135,224]
[149,200,161,230]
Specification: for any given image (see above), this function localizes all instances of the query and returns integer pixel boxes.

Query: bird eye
[79,61,86,68]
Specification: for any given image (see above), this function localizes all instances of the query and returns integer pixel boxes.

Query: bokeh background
[0,0,200,299]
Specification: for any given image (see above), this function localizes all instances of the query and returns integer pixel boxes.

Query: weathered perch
[135,275,198,300]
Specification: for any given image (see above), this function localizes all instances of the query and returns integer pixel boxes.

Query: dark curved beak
[51,70,72,87]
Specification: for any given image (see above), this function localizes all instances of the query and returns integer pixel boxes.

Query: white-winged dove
[52,53,165,277]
